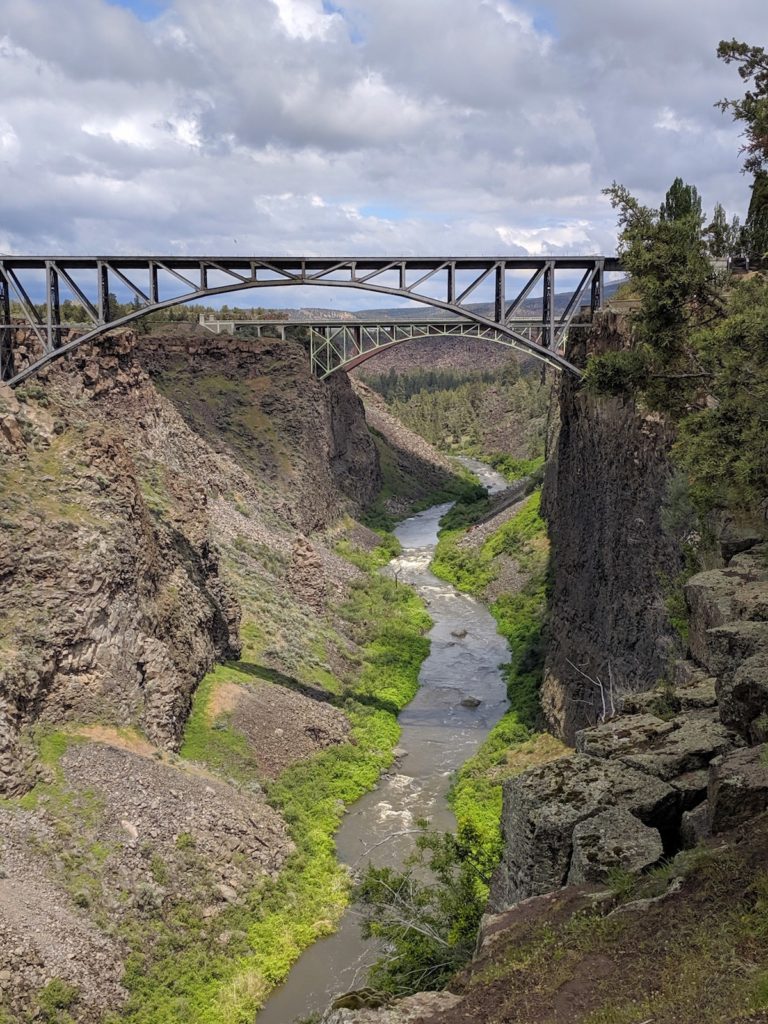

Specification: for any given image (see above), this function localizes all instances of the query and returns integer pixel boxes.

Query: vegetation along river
[257,459,510,1023]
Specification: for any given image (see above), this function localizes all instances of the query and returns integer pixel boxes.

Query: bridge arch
[0,256,621,386]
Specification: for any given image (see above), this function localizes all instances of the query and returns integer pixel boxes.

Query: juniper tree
[717,39,768,175]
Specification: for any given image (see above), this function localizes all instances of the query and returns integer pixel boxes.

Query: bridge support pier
[591,261,604,312]
[0,275,12,383]
[542,262,555,349]
[46,261,62,354]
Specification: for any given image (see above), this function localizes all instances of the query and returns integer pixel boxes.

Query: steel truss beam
[197,318,588,374]
[306,321,570,376]
[0,255,620,385]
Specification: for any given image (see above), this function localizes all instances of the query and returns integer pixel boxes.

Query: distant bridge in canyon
[0,255,622,385]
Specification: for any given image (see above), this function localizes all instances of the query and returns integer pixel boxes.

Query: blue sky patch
[106,0,168,22]
[360,203,408,222]
[321,0,365,44]
[529,3,558,37]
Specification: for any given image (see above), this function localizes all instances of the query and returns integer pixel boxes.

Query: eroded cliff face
[540,314,682,743]
[140,332,382,532]
[0,330,380,796]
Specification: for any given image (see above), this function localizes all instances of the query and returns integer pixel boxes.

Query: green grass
[449,715,530,875]
[112,557,431,1024]
[179,663,263,785]
[431,491,547,594]
[485,453,544,483]
[334,531,402,571]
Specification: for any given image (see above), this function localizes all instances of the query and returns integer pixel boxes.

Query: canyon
[1,312,767,1024]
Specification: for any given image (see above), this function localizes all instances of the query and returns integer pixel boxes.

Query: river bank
[257,465,511,1023]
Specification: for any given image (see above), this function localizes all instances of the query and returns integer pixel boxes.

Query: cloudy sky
[1,0,766,303]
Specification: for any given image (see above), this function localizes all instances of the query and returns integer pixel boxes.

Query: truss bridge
[199,316,590,376]
[0,255,622,385]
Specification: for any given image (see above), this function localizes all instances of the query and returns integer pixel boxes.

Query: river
[256,459,510,1023]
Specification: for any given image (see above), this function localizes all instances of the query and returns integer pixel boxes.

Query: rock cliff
[541,313,682,742]
[0,330,380,797]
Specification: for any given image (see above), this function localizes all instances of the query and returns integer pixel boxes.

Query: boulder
[322,992,462,1023]
[707,621,768,682]
[708,745,768,833]
[718,651,768,742]
[685,568,754,668]
[576,714,676,760]
[735,581,768,623]
[577,709,735,782]
[619,688,677,716]
[671,659,710,687]
[618,711,736,782]
[666,662,718,709]
[567,808,663,885]
[678,677,719,711]
[489,754,678,910]
[726,541,768,570]
[680,802,710,849]
[670,769,709,812]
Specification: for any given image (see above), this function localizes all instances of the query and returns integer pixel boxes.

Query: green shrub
[334,532,401,571]
[355,830,486,995]
[486,453,544,482]
[432,491,546,595]
[38,979,79,1021]
[583,348,652,395]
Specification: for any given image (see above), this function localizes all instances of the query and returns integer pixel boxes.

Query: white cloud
[270,0,337,39]
[0,118,19,162]
[0,0,766,281]
[495,221,594,254]
[654,106,701,134]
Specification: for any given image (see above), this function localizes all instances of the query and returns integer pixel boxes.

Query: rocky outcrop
[0,381,240,793]
[142,333,381,532]
[567,807,663,885]
[372,813,768,1024]
[541,314,681,743]
[287,536,328,612]
[684,544,768,744]
[708,745,768,833]
[322,991,462,1023]
[491,532,768,911]
[353,380,461,514]
[577,708,736,783]
[488,753,676,909]
[0,329,383,795]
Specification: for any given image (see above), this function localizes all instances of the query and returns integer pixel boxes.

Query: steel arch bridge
[199,317,590,375]
[0,254,622,386]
